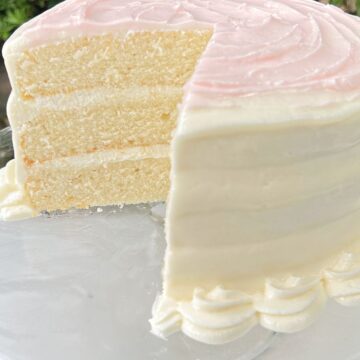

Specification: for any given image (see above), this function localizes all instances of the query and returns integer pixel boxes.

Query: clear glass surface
[0,205,360,360]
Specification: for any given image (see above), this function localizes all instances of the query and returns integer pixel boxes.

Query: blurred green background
[0,1,63,130]
[0,0,63,41]
[329,0,360,14]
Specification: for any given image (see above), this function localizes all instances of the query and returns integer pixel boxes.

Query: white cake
[1,0,360,345]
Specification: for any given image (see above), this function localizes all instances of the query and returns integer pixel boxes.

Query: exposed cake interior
[8,30,212,211]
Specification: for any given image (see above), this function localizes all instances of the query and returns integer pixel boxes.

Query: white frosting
[255,277,326,333]
[33,144,169,170]
[164,104,360,293]
[152,253,360,344]
[158,92,360,343]
[10,86,181,113]
[150,296,183,339]
[325,251,360,306]
[151,287,257,345]
[0,160,37,221]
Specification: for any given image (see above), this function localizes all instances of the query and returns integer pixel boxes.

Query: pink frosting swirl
[5,0,360,107]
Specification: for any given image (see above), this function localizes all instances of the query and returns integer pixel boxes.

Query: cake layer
[6,31,211,100]
[9,87,181,164]
[26,146,170,212]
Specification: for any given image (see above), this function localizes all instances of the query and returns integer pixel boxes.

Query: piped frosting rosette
[254,276,326,333]
[150,296,183,339]
[325,252,360,306]
[0,160,35,221]
[178,287,257,345]
[151,277,328,344]
[151,287,257,345]
[151,247,360,344]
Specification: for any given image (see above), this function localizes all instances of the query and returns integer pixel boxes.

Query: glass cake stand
[0,204,360,360]
[1,129,360,359]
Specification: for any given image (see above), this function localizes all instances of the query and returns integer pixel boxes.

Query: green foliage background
[0,0,63,41]
[0,0,359,41]
[332,0,360,9]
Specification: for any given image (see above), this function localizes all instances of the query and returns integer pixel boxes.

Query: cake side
[153,0,360,345]
[151,97,360,344]
[166,103,360,298]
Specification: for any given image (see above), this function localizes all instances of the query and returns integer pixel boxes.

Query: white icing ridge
[15,87,181,113]
[150,287,257,345]
[150,296,183,339]
[151,250,360,345]
[179,288,257,345]
[255,277,326,333]
[325,252,360,306]
[0,160,37,221]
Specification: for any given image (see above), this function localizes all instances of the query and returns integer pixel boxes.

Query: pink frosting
[5,0,360,107]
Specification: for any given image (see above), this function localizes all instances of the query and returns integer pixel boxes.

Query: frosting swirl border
[151,248,360,345]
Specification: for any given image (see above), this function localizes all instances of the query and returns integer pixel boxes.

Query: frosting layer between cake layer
[0,145,169,220]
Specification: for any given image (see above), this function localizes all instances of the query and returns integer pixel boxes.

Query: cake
[1,0,360,345]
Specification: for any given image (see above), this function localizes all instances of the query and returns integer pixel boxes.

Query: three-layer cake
[1,0,360,345]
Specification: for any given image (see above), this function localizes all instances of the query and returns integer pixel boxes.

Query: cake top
[4,0,360,107]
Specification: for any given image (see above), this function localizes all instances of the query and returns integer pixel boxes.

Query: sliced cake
[1,0,360,345]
